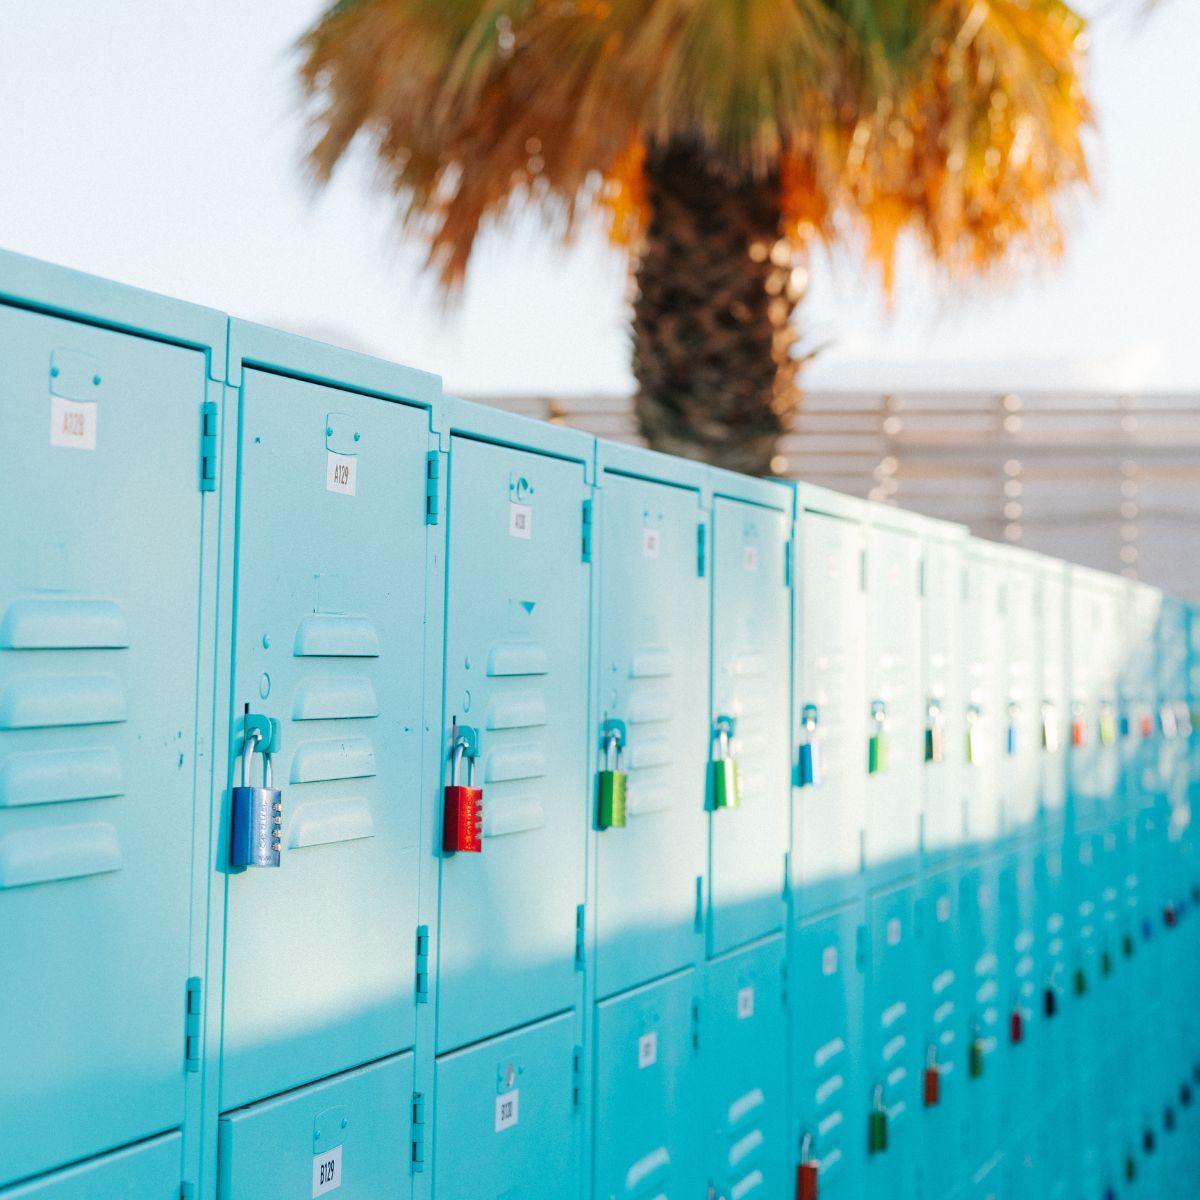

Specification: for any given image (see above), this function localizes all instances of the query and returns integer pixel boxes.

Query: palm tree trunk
[632,138,805,477]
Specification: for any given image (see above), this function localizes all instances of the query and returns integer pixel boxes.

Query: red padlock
[1141,710,1155,740]
[1165,903,1178,929]
[797,1136,819,1200]
[1072,716,1086,747]
[924,1065,941,1107]
[443,733,482,853]
[1010,1008,1025,1045]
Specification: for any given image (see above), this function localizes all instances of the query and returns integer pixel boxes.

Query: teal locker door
[961,553,1005,849]
[593,970,702,1200]
[863,524,923,880]
[593,471,708,999]
[218,1052,413,1200]
[922,536,965,865]
[863,885,919,1200]
[794,510,865,916]
[221,372,427,1109]
[708,497,790,957]
[0,1134,180,1200]
[0,307,206,1185]
[700,938,788,1200]
[1039,568,1068,830]
[438,436,589,1052]
[791,904,864,1200]
[433,1013,579,1200]
[917,867,962,1200]
[1003,563,1041,838]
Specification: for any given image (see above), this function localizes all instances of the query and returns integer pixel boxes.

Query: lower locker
[218,1052,413,1200]
[790,903,864,1199]
[593,971,700,1200]
[0,1133,180,1199]
[700,937,788,1200]
[432,1012,579,1200]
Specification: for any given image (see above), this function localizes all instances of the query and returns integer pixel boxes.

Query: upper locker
[706,469,792,958]
[590,443,709,1000]
[0,252,225,1190]
[791,485,867,917]
[214,325,439,1186]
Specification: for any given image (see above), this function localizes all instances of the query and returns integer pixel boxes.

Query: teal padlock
[868,701,888,774]
[597,720,627,830]
[712,716,740,809]
[800,704,822,786]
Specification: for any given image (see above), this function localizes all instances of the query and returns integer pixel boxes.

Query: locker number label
[743,545,758,573]
[637,1031,658,1069]
[886,917,902,946]
[326,452,357,496]
[495,1088,520,1132]
[937,896,952,923]
[49,396,97,450]
[642,528,661,559]
[312,1144,342,1196]
[822,946,839,976]
[509,503,533,539]
[737,986,755,1020]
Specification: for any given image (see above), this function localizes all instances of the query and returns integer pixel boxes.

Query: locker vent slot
[291,677,380,721]
[287,797,376,849]
[293,615,381,658]
[289,737,377,784]
[0,821,122,888]
[0,673,127,729]
[0,746,123,808]
[0,598,129,649]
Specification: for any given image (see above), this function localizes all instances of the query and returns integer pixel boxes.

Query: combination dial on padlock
[443,725,483,854]
[231,725,283,868]
[597,720,628,830]
[711,715,740,810]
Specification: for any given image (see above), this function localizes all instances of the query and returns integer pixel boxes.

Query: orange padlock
[443,729,482,853]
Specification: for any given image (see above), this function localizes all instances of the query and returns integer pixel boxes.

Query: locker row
[1,249,1197,1199]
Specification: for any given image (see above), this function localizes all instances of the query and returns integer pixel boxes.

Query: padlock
[1099,703,1117,747]
[1124,1152,1137,1183]
[443,730,482,853]
[1165,902,1178,928]
[1074,966,1088,996]
[1118,711,1130,739]
[597,722,628,830]
[1100,948,1113,977]
[868,1087,888,1154]
[1123,931,1135,959]
[923,1046,941,1107]
[1041,701,1060,753]
[1143,1127,1156,1155]
[969,1033,985,1079]
[868,701,888,774]
[799,705,822,787]
[1006,702,1019,757]
[230,729,282,868]
[965,704,982,766]
[1140,708,1155,740]
[1072,705,1086,748]
[1181,1082,1193,1109]
[796,1134,819,1200]
[1010,1007,1024,1045]
[1044,985,1058,1018]
[1164,1105,1176,1133]
[712,717,740,809]
[925,700,944,764]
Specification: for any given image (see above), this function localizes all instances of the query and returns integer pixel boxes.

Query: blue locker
[863,507,924,882]
[591,444,709,999]
[1038,562,1068,833]
[593,970,701,1200]
[433,1012,579,1200]
[217,331,437,1109]
[707,473,791,958]
[0,1133,181,1199]
[998,548,1041,840]
[791,486,867,917]
[921,521,968,867]
[0,254,224,1186]
[435,402,592,1051]
[790,903,864,1199]
[218,1052,414,1199]
[700,936,789,1200]
[917,865,963,1200]
[863,883,920,1200]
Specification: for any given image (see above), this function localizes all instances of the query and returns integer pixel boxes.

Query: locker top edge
[595,439,710,500]
[789,480,870,525]
[707,463,792,513]
[0,247,227,382]
[443,393,595,476]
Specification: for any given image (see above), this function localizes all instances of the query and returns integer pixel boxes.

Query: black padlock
[231,729,282,868]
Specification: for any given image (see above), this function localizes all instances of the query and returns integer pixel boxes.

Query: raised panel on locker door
[437,417,590,1051]
[1000,550,1042,840]
[708,478,791,958]
[0,294,217,1184]
[1039,564,1068,832]
[220,365,431,1109]
[593,448,708,999]
[792,488,866,917]
[863,507,923,883]
[921,522,967,867]
[0,1133,181,1200]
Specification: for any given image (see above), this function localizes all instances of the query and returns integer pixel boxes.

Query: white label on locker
[737,986,755,1020]
[638,1032,658,1069]
[312,1144,342,1196]
[509,503,533,539]
[642,528,661,559]
[743,545,758,572]
[822,946,838,976]
[326,452,357,496]
[495,1089,520,1132]
[49,396,97,450]
[937,896,952,923]
[887,917,902,946]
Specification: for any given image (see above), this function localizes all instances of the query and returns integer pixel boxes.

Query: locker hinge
[581,499,593,562]
[694,875,705,933]
[859,547,868,592]
[785,540,794,589]
[424,452,440,524]
[199,401,218,492]
[415,924,430,1003]
[575,904,586,969]
[782,851,791,900]
[572,1044,584,1108]
[411,1092,426,1173]
[697,523,707,577]
[918,558,926,598]
[691,999,701,1051]
[184,976,202,1072]
[856,924,868,973]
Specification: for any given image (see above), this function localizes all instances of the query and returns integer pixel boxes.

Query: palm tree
[300,0,1091,476]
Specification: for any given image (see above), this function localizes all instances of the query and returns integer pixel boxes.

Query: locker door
[794,509,866,916]
[922,535,965,865]
[437,436,589,1051]
[863,522,923,879]
[708,497,790,957]
[0,307,206,1184]
[221,372,427,1108]
[961,552,1005,848]
[1039,568,1068,830]
[594,970,702,1200]
[593,471,708,999]
[1003,562,1041,838]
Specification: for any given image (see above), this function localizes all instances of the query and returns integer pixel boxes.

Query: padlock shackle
[450,736,475,788]
[241,727,263,789]
[603,728,623,771]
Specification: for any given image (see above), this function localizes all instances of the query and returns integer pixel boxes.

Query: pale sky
[1,1,1196,396]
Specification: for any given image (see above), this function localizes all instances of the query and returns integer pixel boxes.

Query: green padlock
[969,1034,985,1079]
[1099,702,1118,747]
[1074,966,1088,996]
[868,701,888,774]
[1123,932,1135,959]
[868,1086,888,1154]
[712,716,740,809]
[965,704,982,766]
[1101,948,1113,977]
[597,721,627,830]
